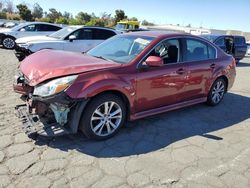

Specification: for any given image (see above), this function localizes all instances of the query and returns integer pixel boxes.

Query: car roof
[124,31,193,38]
[66,25,120,33]
[202,34,245,38]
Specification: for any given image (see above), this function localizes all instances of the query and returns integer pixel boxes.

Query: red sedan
[14,31,236,140]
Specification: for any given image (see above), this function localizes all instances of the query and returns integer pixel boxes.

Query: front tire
[207,78,226,106]
[79,94,126,140]
[2,36,16,49]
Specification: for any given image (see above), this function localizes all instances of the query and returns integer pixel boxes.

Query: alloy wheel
[3,38,15,49]
[90,101,122,137]
[211,80,225,104]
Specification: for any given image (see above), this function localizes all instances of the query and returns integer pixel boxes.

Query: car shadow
[32,92,250,157]
[237,61,250,67]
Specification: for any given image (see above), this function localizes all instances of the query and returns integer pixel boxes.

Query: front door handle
[210,63,216,69]
[176,68,185,75]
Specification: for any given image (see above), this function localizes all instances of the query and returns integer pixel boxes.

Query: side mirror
[69,35,76,42]
[20,28,25,32]
[145,56,164,67]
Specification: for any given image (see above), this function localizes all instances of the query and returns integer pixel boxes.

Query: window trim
[183,37,217,62]
[137,37,183,69]
[137,36,218,69]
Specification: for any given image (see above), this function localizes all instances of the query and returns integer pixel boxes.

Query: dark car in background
[201,35,247,63]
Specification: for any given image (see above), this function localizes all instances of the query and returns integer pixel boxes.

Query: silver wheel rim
[91,101,122,137]
[212,81,225,104]
[3,38,15,49]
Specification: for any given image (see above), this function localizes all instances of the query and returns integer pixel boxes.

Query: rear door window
[184,39,216,61]
[37,24,61,32]
[68,28,93,40]
[92,29,116,40]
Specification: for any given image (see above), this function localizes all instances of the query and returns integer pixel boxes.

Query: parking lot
[0,48,250,187]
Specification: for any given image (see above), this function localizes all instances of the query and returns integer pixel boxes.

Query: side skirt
[130,97,207,121]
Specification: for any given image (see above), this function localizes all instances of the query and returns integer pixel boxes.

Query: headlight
[18,43,32,49]
[33,75,78,97]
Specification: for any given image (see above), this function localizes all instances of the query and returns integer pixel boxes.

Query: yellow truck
[115,21,140,31]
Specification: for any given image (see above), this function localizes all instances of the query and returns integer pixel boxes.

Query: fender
[65,71,136,113]
[206,57,235,93]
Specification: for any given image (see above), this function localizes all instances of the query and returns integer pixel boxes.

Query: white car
[246,42,250,57]
[0,22,62,49]
[15,26,121,61]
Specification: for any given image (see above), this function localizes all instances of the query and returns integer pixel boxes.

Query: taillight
[232,58,236,67]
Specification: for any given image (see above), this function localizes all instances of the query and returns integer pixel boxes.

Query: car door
[64,28,94,52]
[182,38,217,101]
[234,36,247,60]
[15,24,38,38]
[36,24,61,36]
[214,36,226,52]
[136,38,187,112]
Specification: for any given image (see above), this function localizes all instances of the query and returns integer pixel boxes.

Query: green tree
[32,3,43,19]
[68,18,84,25]
[76,12,91,23]
[114,9,127,23]
[141,20,155,26]
[16,4,33,21]
[63,11,72,19]
[129,17,138,21]
[47,8,62,22]
[0,11,6,19]
[36,17,50,22]
[85,18,105,27]
[55,16,69,24]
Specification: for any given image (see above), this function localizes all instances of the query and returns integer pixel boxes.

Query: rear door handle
[210,63,216,69]
[176,68,185,75]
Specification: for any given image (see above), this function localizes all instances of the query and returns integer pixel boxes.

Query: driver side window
[147,39,180,64]
[21,24,36,32]
[69,29,93,40]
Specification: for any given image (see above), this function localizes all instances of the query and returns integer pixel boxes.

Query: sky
[11,0,250,32]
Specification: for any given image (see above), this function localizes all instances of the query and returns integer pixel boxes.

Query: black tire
[79,94,126,140]
[2,36,16,49]
[207,78,226,106]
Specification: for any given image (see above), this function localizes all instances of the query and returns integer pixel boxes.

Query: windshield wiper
[92,55,114,62]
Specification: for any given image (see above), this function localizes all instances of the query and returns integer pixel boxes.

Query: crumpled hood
[20,49,121,86]
[16,35,59,44]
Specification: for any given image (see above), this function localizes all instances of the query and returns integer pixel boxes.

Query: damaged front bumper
[14,45,32,61]
[15,92,88,137]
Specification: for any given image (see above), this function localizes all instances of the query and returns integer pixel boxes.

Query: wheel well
[89,90,130,120]
[3,35,16,40]
[217,75,228,92]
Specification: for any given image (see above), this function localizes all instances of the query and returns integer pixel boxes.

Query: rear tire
[207,78,226,106]
[2,36,16,49]
[79,94,126,140]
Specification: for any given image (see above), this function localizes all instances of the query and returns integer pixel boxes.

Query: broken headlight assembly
[33,75,78,97]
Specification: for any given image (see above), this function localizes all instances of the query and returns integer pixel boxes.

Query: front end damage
[14,76,88,137]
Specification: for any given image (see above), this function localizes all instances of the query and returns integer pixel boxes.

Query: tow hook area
[50,103,70,125]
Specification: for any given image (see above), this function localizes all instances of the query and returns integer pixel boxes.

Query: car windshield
[87,35,155,64]
[200,35,218,42]
[49,27,78,39]
[115,23,127,31]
